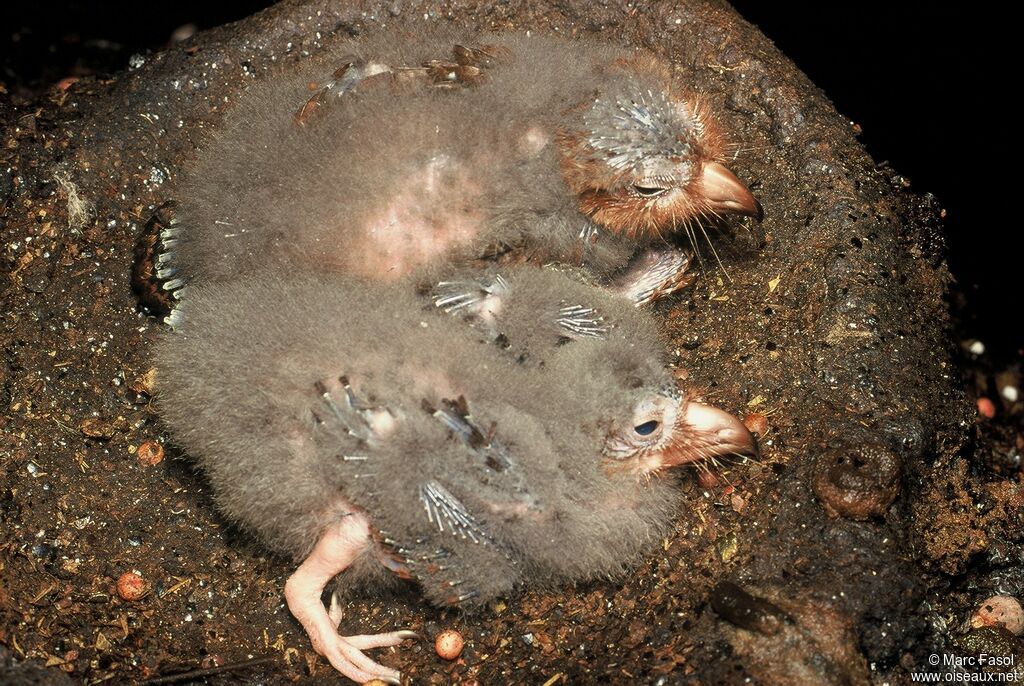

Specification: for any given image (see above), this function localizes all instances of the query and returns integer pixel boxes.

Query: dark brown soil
[2,1,1020,684]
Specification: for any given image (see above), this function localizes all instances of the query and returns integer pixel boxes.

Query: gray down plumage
[156,266,683,607]
[165,29,703,293]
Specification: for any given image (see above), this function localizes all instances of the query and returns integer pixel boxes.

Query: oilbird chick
[155,265,754,683]
[145,29,759,315]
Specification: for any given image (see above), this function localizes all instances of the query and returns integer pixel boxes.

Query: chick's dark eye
[633,420,659,436]
[632,184,668,198]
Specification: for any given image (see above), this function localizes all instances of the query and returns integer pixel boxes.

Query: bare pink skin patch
[342,154,484,280]
[518,125,550,157]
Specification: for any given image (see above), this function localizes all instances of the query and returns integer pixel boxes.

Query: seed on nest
[697,470,721,489]
[435,628,464,660]
[970,595,1023,635]
[977,397,996,419]
[742,412,768,436]
[137,441,164,466]
[116,571,147,601]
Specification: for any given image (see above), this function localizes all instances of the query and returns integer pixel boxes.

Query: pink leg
[284,513,416,684]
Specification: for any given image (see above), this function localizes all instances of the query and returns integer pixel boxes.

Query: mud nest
[2,1,1021,684]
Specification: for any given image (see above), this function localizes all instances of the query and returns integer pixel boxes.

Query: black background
[732,2,1017,360]
[2,2,1014,357]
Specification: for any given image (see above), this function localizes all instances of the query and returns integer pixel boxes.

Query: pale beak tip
[683,400,759,460]
[699,161,761,220]
[719,425,760,460]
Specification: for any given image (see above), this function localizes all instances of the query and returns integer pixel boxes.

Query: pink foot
[284,513,416,684]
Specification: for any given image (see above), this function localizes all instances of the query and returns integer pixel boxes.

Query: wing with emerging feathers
[295,43,508,126]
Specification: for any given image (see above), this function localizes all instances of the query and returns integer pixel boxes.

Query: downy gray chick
[156,265,755,683]
[146,29,760,315]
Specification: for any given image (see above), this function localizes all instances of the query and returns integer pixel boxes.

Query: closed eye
[634,420,659,436]
[632,184,668,198]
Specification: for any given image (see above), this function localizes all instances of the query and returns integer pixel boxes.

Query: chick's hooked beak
[658,399,758,469]
[698,161,762,220]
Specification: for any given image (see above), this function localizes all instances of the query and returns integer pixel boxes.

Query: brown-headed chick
[146,29,760,320]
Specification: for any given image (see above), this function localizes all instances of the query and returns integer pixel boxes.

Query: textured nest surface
[2,1,1020,684]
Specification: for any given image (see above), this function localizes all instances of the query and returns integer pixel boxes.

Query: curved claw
[317,632,403,684]
[346,630,420,650]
